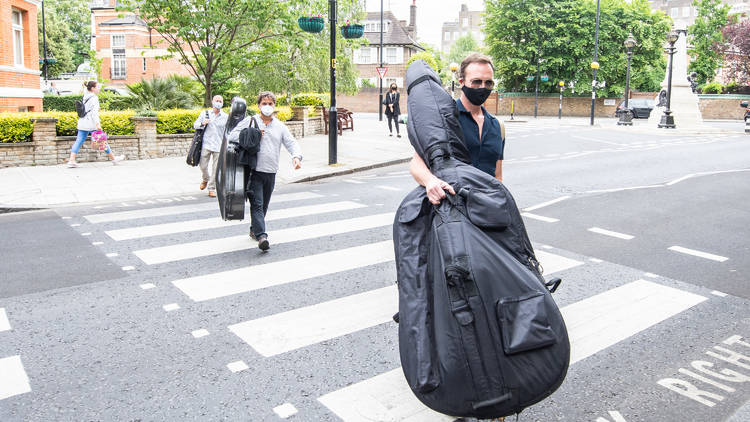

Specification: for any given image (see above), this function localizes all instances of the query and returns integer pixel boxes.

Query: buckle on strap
[450,301,474,325]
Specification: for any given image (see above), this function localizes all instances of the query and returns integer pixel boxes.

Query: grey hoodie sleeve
[281,123,302,160]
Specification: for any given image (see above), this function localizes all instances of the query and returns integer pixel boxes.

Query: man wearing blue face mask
[409,53,505,205]
[193,95,228,197]
[228,91,302,251]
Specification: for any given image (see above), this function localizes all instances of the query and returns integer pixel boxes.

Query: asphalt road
[0,120,748,421]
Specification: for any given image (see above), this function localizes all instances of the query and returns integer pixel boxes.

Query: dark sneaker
[258,235,269,251]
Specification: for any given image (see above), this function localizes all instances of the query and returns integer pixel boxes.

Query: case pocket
[497,292,557,355]
[461,189,510,229]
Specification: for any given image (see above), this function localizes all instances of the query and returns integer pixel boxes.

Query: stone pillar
[292,106,309,137]
[31,118,59,165]
[130,117,158,160]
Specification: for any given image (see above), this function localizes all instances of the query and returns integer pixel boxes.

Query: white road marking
[540,244,553,249]
[81,232,91,236]
[523,155,539,159]
[173,241,395,302]
[191,329,210,338]
[523,195,570,212]
[163,303,180,312]
[667,246,729,262]
[227,361,249,373]
[62,216,72,220]
[586,168,750,194]
[588,227,635,240]
[318,280,705,421]
[0,308,10,332]
[106,253,118,258]
[230,286,398,357]
[139,283,156,290]
[84,192,322,223]
[644,273,659,278]
[572,135,622,146]
[122,266,135,271]
[521,212,560,223]
[343,179,365,184]
[134,213,395,265]
[232,251,581,357]
[589,258,604,263]
[596,411,627,422]
[71,223,81,227]
[376,185,401,191]
[711,290,728,297]
[0,356,31,400]
[92,241,103,245]
[105,201,365,241]
[273,403,299,418]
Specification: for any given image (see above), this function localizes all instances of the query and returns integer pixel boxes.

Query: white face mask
[260,105,274,116]
[212,101,223,109]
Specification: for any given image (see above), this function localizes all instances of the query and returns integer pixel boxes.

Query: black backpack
[75,96,91,118]
[186,111,210,167]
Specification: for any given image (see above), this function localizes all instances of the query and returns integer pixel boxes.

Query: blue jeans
[72,130,111,154]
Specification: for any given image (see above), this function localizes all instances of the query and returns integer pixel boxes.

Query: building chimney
[409,0,417,38]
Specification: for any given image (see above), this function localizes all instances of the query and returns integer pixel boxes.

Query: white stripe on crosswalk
[231,250,582,357]
[105,201,365,241]
[85,192,323,223]
[318,279,706,421]
[667,245,729,262]
[173,241,395,302]
[134,213,395,265]
[230,286,398,357]
[0,308,10,332]
[0,355,31,400]
[521,212,559,223]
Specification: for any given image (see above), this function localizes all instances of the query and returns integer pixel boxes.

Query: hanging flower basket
[341,24,364,39]
[298,16,324,33]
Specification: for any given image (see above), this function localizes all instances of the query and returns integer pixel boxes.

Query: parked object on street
[216,97,247,220]
[393,60,569,419]
[615,99,654,119]
[68,81,125,167]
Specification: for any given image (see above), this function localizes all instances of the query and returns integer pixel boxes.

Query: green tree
[688,0,732,85]
[127,77,197,110]
[40,0,91,69]
[485,0,670,96]
[447,34,481,65]
[37,10,75,78]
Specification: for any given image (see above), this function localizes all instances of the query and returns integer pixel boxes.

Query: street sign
[526,76,534,81]
[541,75,549,82]
[376,67,388,79]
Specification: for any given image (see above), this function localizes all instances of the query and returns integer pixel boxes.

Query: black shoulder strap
[407,74,436,95]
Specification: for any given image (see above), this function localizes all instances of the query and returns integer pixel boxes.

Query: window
[386,47,398,64]
[92,0,109,7]
[453,32,458,40]
[462,18,468,27]
[359,47,371,64]
[670,7,678,17]
[112,52,126,79]
[444,32,450,41]
[364,21,389,33]
[111,34,125,48]
[12,10,24,66]
[142,57,147,72]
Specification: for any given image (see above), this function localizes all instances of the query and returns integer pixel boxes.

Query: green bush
[291,93,327,107]
[99,92,135,111]
[248,105,292,121]
[701,82,724,94]
[0,113,35,143]
[156,109,202,134]
[724,81,740,94]
[43,95,80,112]
[128,78,197,110]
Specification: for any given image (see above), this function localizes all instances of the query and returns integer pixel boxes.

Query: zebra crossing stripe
[105,201,365,241]
[172,241,395,302]
[0,355,31,400]
[0,308,10,332]
[318,279,706,421]
[84,192,323,224]
[231,250,582,357]
[134,213,395,265]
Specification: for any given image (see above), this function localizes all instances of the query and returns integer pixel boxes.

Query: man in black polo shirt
[409,53,504,204]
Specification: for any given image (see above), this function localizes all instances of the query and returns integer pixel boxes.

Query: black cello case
[393,60,570,419]
[216,97,247,220]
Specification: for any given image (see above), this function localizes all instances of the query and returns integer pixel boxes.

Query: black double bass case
[393,60,570,419]
[216,97,247,220]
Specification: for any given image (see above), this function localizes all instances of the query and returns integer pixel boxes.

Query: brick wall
[338,87,411,114]
[0,0,42,112]
[698,96,750,120]
[496,95,620,117]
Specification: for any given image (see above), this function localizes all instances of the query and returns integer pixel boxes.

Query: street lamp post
[658,29,679,129]
[618,32,637,126]
[328,0,338,164]
[449,62,458,99]
[590,0,601,125]
[534,57,541,118]
[558,80,564,119]
[41,0,48,82]
[378,0,384,122]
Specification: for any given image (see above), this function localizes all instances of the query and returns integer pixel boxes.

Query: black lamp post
[618,32,637,126]
[449,62,458,99]
[534,57,541,118]
[378,0,384,122]
[328,0,338,164]
[590,0,601,125]
[658,29,679,129]
[41,0,48,82]
[558,80,564,119]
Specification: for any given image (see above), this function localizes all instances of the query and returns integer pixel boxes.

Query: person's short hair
[459,53,495,81]
[257,91,276,106]
[84,81,98,91]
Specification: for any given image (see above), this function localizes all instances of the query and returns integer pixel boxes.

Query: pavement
[0,113,745,209]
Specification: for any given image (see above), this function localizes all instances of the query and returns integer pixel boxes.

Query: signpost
[376,66,388,79]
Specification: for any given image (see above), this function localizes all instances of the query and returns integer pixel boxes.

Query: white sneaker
[67,161,78,168]
[112,155,125,165]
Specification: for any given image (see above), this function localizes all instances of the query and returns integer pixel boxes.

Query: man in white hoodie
[227,92,302,251]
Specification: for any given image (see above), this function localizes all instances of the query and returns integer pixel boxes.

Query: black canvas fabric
[393,60,570,419]
[216,98,247,221]
[186,110,209,167]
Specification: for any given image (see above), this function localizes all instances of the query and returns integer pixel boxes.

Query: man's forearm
[409,153,435,187]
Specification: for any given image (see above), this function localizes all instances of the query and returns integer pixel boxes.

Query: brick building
[352,1,423,90]
[441,3,485,54]
[90,0,192,86]
[0,0,42,112]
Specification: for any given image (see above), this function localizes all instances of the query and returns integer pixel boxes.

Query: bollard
[510,100,514,120]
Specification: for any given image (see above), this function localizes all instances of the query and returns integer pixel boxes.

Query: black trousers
[245,170,276,238]
[387,114,400,134]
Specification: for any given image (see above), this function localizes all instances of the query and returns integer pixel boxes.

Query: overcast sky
[364,0,486,49]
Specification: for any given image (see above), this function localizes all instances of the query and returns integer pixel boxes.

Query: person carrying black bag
[383,83,401,138]
[192,95,228,197]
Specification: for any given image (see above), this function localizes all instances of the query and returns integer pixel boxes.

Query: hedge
[0,114,34,143]
[43,93,134,112]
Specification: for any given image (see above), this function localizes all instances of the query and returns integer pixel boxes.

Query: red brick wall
[0,0,42,111]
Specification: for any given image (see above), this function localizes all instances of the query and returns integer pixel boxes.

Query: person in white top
[67,81,124,168]
[192,95,228,197]
[227,91,302,251]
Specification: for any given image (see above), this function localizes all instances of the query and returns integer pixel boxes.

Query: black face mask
[462,85,492,106]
